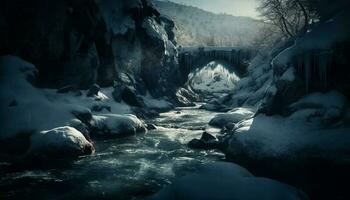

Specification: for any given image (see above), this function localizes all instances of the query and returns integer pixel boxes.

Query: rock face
[0,0,180,97]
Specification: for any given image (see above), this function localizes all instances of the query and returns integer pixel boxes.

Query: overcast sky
[160,0,260,19]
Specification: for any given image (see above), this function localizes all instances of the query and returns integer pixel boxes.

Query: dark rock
[122,86,144,107]
[132,107,159,119]
[175,111,181,114]
[112,86,123,102]
[146,123,157,130]
[87,84,100,97]
[188,139,206,149]
[200,132,216,142]
[188,132,220,149]
[72,108,93,125]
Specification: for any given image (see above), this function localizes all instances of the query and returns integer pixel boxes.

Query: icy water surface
[0,106,224,200]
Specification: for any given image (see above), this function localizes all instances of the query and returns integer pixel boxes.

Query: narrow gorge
[1,0,350,200]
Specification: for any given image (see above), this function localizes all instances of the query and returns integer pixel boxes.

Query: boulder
[188,132,219,149]
[209,108,254,128]
[89,114,147,138]
[86,84,100,97]
[132,107,160,119]
[27,126,94,159]
[200,132,216,142]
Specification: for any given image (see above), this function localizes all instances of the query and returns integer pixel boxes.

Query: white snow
[290,90,347,111]
[28,126,94,157]
[148,162,308,200]
[209,107,254,127]
[142,92,173,111]
[271,10,350,91]
[91,114,146,137]
[227,112,350,161]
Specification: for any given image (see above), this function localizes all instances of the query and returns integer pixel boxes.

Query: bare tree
[257,0,312,38]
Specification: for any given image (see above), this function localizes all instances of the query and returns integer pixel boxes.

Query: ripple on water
[0,107,225,200]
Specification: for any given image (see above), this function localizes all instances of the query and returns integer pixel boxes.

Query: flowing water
[0,105,225,200]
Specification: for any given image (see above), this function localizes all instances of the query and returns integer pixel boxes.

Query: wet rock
[188,132,219,149]
[200,132,216,142]
[146,123,157,130]
[86,84,100,97]
[188,139,206,149]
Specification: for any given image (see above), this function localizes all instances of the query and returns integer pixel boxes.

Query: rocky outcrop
[0,0,180,97]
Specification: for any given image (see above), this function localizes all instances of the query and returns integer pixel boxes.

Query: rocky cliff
[0,0,180,97]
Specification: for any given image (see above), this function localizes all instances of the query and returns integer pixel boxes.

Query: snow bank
[0,56,71,139]
[148,162,308,200]
[142,92,174,111]
[209,107,254,127]
[290,90,347,111]
[273,10,350,67]
[90,114,146,138]
[28,126,94,158]
[226,112,350,162]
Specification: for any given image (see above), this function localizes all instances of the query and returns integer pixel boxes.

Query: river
[0,105,225,200]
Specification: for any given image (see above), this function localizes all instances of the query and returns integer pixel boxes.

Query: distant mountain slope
[152,0,266,47]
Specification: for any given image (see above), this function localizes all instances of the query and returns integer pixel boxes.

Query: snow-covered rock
[148,162,308,200]
[289,91,347,112]
[27,126,94,159]
[209,107,254,128]
[225,113,350,162]
[142,92,174,112]
[90,114,147,138]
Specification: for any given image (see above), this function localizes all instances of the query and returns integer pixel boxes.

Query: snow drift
[148,162,308,200]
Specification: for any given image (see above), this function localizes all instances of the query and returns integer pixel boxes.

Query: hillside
[152,0,266,47]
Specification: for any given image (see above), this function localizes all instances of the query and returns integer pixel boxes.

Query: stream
[0,105,225,200]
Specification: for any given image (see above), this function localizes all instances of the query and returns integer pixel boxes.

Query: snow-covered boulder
[289,91,347,112]
[224,113,350,162]
[209,107,254,128]
[288,91,348,124]
[27,126,94,159]
[148,162,308,200]
[90,114,147,138]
